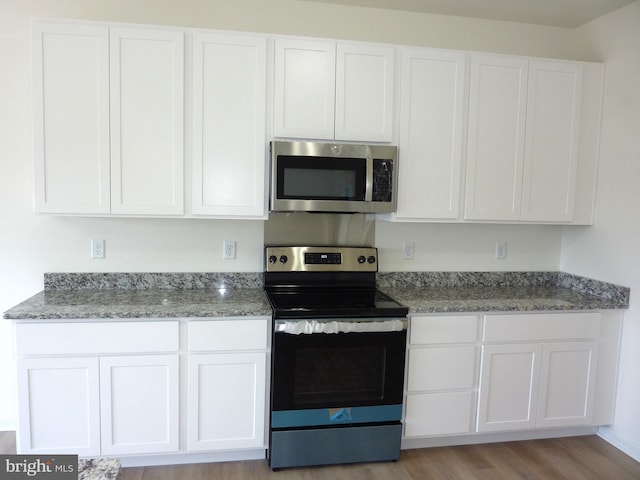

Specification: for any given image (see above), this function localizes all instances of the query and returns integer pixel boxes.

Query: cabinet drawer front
[188,318,268,351]
[15,321,178,355]
[404,391,474,437]
[483,312,601,342]
[410,315,478,344]
[407,345,476,391]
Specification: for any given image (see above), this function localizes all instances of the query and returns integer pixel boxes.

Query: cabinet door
[521,61,582,222]
[396,48,466,219]
[537,342,597,427]
[335,44,395,142]
[187,352,267,451]
[16,357,100,456]
[110,28,184,215]
[476,343,541,432]
[191,32,267,217]
[273,38,336,140]
[100,355,179,455]
[465,55,528,221]
[32,22,110,214]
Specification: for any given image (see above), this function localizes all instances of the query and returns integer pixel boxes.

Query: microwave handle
[364,145,373,202]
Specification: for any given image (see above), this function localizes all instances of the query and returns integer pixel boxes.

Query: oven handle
[274,318,407,335]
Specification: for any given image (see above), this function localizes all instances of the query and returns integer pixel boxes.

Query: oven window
[271,330,406,411]
[294,346,385,405]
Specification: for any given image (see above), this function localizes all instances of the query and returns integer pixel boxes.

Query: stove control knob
[357,255,366,264]
[279,255,288,264]
[268,255,277,265]
[367,255,376,264]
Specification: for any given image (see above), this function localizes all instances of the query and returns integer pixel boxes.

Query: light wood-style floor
[2,432,640,479]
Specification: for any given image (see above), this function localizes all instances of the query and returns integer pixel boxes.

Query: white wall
[377,223,562,272]
[562,0,640,461]
[0,0,594,429]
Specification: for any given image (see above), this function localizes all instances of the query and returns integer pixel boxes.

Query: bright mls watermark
[0,455,77,480]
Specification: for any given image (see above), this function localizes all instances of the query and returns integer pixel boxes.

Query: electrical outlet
[402,241,414,260]
[495,241,507,260]
[223,240,236,260]
[91,239,105,259]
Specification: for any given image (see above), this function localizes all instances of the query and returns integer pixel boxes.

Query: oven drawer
[270,423,402,469]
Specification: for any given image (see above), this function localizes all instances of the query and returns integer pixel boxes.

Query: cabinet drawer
[404,391,474,437]
[188,318,268,351]
[410,315,478,344]
[483,312,601,342]
[407,345,476,391]
[15,321,178,355]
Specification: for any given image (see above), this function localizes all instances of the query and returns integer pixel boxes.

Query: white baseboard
[117,448,267,467]
[598,426,640,463]
[0,422,16,432]
[401,426,598,450]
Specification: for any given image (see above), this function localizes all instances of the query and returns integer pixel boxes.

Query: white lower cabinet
[16,353,180,456]
[186,318,269,452]
[14,318,270,459]
[476,343,541,432]
[100,355,179,455]
[537,341,598,428]
[16,357,101,456]
[404,315,479,437]
[187,352,267,451]
[477,313,600,433]
[15,321,180,456]
[404,311,619,441]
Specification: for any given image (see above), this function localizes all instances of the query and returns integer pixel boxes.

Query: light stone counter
[2,271,629,321]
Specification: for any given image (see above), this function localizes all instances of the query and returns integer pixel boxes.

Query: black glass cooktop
[265,287,408,319]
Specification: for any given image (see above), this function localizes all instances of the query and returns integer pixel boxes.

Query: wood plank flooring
[2,432,639,479]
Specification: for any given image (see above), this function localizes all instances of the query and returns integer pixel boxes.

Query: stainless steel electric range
[263,246,409,470]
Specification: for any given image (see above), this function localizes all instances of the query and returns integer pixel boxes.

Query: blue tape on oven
[271,405,402,428]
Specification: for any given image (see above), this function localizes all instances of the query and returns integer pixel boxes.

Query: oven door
[271,318,407,429]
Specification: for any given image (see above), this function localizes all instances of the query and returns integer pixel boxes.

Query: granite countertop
[3,288,272,320]
[2,271,630,321]
[3,272,272,320]
[377,271,630,314]
[381,285,625,314]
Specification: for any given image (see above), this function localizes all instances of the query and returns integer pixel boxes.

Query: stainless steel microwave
[269,141,398,214]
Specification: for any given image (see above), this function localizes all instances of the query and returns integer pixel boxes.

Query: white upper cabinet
[32,22,111,214]
[464,55,583,222]
[273,38,336,140]
[191,32,267,218]
[334,43,395,142]
[465,55,528,221]
[32,20,601,222]
[395,48,466,220]
[273,37,394,142]
[110,28,184,215]
[521,61,582,222]
[32,21,184,215]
